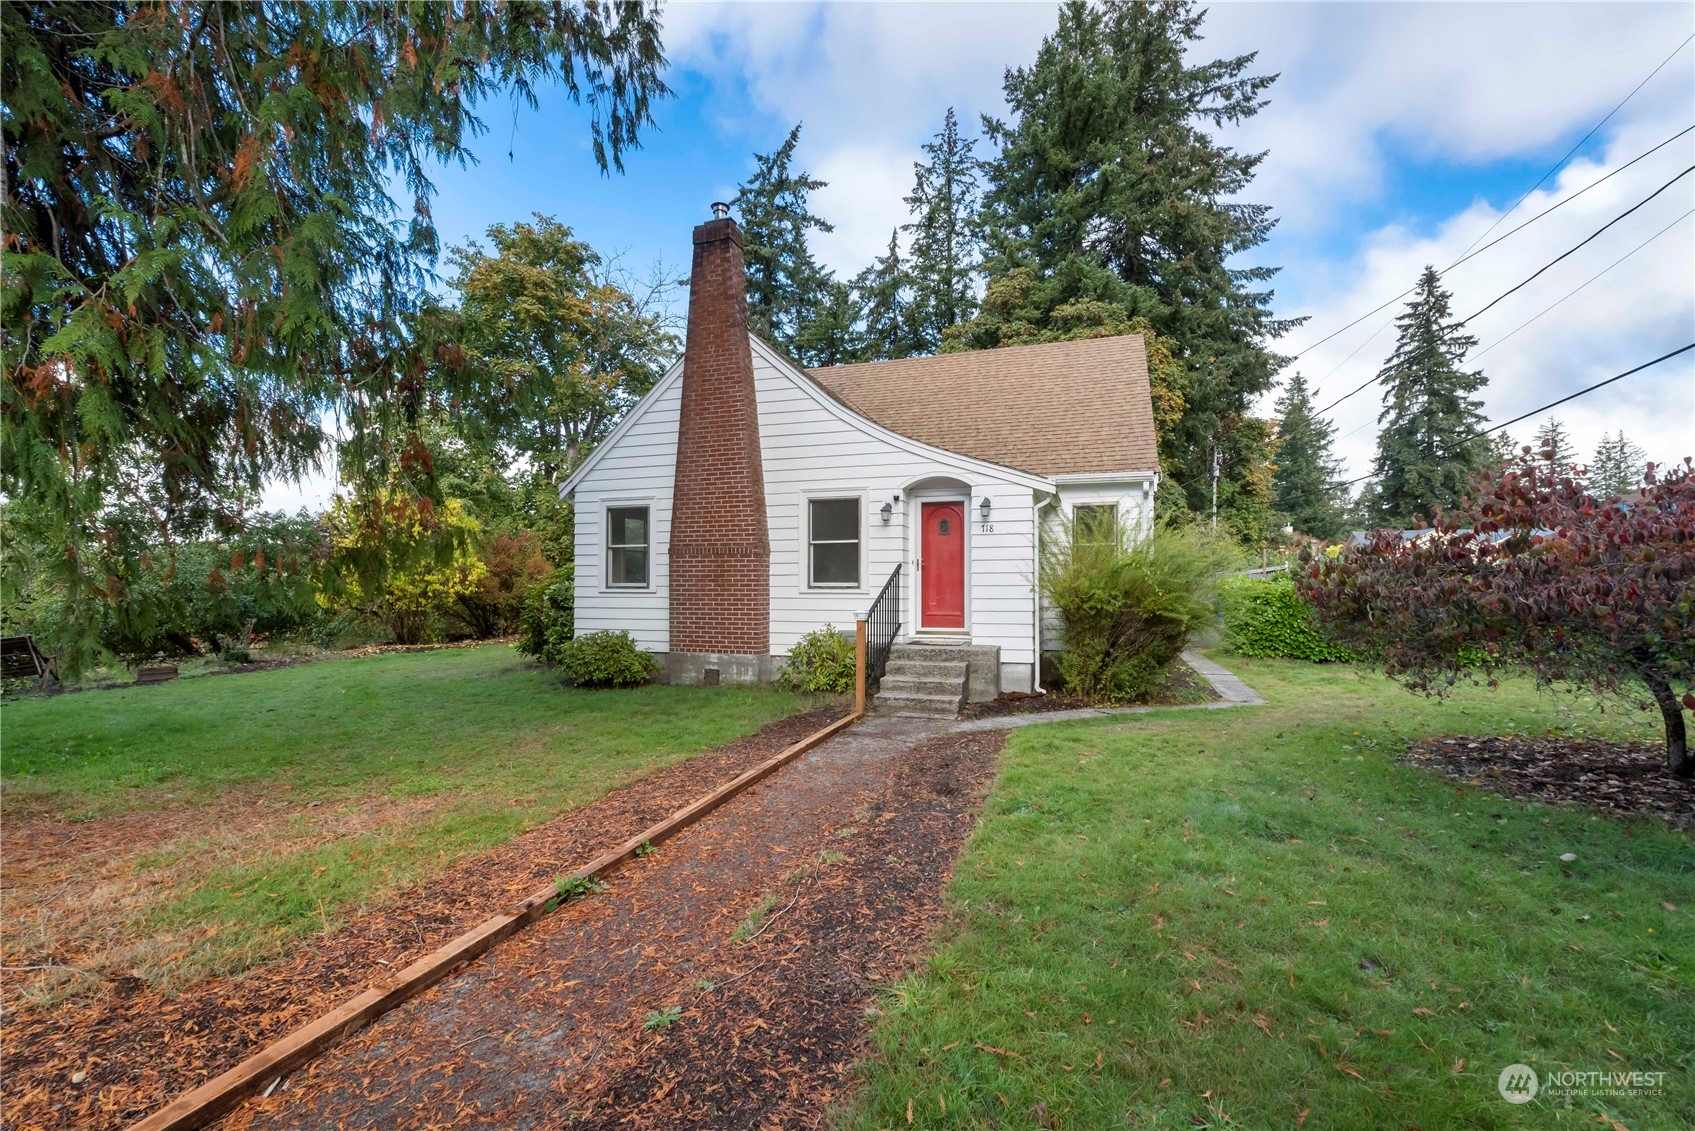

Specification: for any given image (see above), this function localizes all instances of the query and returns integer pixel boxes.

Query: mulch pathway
[1407,734,1695,830]
[216,719,1006,1131]
[1,705,848,1131]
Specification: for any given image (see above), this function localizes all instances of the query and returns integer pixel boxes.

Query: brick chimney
[667,205,771,675]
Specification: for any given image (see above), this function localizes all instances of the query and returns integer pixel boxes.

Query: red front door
[920,501,966,629]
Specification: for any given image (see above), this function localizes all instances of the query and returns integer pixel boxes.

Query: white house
[561,206,1160,705]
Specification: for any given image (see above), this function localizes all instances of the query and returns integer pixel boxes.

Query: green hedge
[1220,574,1352,662]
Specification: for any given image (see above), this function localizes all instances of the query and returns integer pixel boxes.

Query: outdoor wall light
[880,501,893,523]
[979,496,992,521]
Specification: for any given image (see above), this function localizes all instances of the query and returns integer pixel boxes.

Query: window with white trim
[1074,503,1119,545]
[808,498,860,586]
[606,506,650,587]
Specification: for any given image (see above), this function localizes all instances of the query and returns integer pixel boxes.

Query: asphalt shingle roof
[806,334,1158,479]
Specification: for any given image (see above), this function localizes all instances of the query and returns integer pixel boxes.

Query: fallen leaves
[1408,735,1694,830]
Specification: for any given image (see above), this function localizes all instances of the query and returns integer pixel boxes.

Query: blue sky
[268,2,1695,510]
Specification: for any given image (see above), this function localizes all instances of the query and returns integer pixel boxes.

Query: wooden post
[854,618,868,716]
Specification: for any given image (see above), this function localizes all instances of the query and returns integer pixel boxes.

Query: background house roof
[806,334,1158,478]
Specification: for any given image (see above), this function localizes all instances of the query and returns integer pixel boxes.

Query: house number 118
[980,523,995,533]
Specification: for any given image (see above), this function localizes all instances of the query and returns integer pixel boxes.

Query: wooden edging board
[127,708,863,1131]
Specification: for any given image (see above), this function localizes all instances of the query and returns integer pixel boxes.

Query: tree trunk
[1642,670,1692,778]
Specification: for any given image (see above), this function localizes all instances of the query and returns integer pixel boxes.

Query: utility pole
[1210,442,1221,533]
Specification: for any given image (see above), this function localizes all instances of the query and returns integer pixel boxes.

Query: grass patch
[2,645,807,992]
[732,893,783,943]
[841,656,1692,1129]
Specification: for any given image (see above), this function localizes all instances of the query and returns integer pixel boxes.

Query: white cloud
[1274,120,1695,485]
[664,1,1057,275]
[258,2,1694,509]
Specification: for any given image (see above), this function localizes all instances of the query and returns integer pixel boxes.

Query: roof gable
[807,335,1159,478]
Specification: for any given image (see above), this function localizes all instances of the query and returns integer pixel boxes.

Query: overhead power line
[1338,343,1695,488]
[1311,164,1695,418]
[1286,30,1695,366]
[1454,32,1695,259]
[1461,163,1693,324]
[1473,206,1693,361]
[1286,123,1694,368]
[1327,208,1691,449]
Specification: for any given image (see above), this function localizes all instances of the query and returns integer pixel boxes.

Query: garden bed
[1407,734,1695,830]
[958,658,1218,719]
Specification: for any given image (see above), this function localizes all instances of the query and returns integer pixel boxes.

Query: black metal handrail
[865,563,902,689]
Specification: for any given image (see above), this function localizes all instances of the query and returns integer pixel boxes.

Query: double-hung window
[808,498,860,587]
[606,506,650,587]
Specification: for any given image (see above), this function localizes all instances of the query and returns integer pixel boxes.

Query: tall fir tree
[1270,372,1347,539]
[1369,266,1493,525]
[732,124,835,358]
[853,232,918,360]
[901,108,982,353]
[0,2,668,671]
[1531,416,1581,482]
[958,0,1296,539]
[793,280,863,368]
[1590,430,1648,499]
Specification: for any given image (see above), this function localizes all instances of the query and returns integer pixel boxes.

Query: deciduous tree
[447,215,677,479]
[1300,456,1695,777]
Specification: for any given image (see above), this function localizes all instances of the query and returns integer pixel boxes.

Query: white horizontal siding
[755,352,1040,665]
[570,339,1062,666]
[570,373,681,652]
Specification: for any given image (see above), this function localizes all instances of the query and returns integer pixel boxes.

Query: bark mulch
[0,705,847,1131]
[217,720,1006,1131]
[959,659,1219,720]
[1407,734,1695,831]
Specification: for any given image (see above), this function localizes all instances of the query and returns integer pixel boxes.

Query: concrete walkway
[952,648,1264,733]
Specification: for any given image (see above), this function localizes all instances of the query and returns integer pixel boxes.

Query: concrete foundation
[999,662,1035,694]
[663,651,779,686]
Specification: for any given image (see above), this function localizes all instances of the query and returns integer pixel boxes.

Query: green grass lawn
[2,645,806,991]
[842,658,1692,1130]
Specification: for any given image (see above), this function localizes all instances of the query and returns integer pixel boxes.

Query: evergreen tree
[1369,267,1493,525]
[1271,372,1347,540]
[902,108,982,352]
[963,0,1297,528]
[733,124,835,355]
[1531,416,1581,482]
[0,2,668,672]
[1590,430,1648,499]
[793,280,864,368]
[853,232,917,361]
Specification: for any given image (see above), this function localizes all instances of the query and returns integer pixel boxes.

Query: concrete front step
[879,673,966,697]
[888,643,979,666]
[875,645,968,717]
[884,658,968,678]
[872,690,965,717]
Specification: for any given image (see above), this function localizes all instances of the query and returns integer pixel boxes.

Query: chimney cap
[710,201,730,220]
